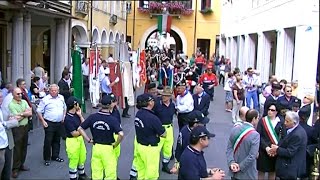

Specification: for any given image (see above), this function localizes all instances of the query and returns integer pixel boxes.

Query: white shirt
[98,66,106,82]
[37,94,66,122]
[224,78,234,91]
[243,74,259,92]
[82,63,89,76]
[176,90,194,113]
[0,110,8,149]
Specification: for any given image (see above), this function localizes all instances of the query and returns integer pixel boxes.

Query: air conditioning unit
[109,14,117,25]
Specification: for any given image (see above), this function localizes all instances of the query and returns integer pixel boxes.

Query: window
[139,0,149,9]
[92,1,99,8]
[182,0,192,9]
[110,1,115,14]
[126,2,132,13]
[201,0,211,10]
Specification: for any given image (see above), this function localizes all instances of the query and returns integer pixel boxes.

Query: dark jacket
[192,92,210,116]
[58,79,71,101]
[275,124,308,179]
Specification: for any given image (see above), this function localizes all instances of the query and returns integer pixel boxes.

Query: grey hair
[285,111,299,124]
[49,84,59,90]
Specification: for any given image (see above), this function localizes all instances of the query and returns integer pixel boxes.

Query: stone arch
[115,32,120,43]
[140,25,187,54]
[120,33,125,43]
[71,20,89,44]
[109,31,114,44]
[92,26,100,44]
[101,29,108,44]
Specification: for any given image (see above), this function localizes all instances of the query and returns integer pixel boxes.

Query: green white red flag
[157,14,172,33]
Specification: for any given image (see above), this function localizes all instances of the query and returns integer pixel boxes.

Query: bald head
[13,87,22,101]
[239,106,250,121]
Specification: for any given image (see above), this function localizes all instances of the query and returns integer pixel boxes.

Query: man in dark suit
[270,111,308,179]
[192,84,210,116]
[263,82,282,117]
[58,70,73,102]
[299,106,313,178]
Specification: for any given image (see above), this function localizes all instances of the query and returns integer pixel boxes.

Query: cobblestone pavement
[18,86,233,179]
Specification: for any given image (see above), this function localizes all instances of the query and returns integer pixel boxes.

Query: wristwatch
[20,113,23,116]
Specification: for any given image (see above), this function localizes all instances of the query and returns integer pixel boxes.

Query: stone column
[11,12,24,83]
[238,35,245,71]
[219,36,226,57]
[50,23,56,84]
[54,19,66,83]
[256,32,271,83]
[225,37,231,59]
[247,34,257,68]
[275,28,295,81]
[23,13,31,86]
[293,26,319,119]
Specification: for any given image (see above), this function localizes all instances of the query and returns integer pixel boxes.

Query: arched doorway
[145,29,183,55]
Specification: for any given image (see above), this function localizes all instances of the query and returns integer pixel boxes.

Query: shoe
[44,161,50,166]
[129,175,137,180]
[11,171,18,178]
[122,114,131,118]
[78,174,91,180]
[52,157,64,162]
[19,165,30,171]
[161,162,171,174]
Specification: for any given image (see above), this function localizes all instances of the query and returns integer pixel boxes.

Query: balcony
[75,0,89,15]
[12,0,72,14]
[138,1,194,18]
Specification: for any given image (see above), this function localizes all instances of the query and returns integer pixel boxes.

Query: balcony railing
[12,0,72,14]
[138,1,193,16]
[75,0,89,15]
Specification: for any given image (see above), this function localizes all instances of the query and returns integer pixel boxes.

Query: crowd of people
[0,44,319,180]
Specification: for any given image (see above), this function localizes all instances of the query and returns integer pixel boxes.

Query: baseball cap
[190,126,215,139]
[176,80,187,87]
[137,93,154,104]
[147,83,157,90]
[66,96,80,108]
[189,110,210,124]
[101,94,116,106]
[292,98,301,108]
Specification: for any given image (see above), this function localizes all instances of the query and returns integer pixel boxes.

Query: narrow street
[18,86,233,179]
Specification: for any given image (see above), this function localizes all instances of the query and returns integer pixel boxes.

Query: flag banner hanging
[157,14,172,33]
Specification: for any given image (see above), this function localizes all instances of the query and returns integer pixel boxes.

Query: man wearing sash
[226,109,260,180]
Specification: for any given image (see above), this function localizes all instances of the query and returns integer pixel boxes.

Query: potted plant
[200,7,213,14]
[149,1,164,13]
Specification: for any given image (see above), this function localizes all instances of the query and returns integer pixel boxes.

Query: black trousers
[122,97,130,116]
[43,121,62,161]
[83,75,89,100]
[1,147,12,179]
[219,74,225,86]
[177,112,191,131]
[12,125,28,172]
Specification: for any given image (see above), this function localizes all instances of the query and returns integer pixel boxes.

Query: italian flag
[157,14,172,33]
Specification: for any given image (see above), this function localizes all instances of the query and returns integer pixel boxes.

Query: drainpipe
[193,0,198,53]
[68,0,72,65]
[132,1,136,50]
[90,0,93,48]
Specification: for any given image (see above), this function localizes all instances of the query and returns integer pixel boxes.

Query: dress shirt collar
[198,92,204,98]
[287,123,299,134]
[243,121,254,128]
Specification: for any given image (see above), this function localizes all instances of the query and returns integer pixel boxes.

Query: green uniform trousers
[91,143,117,180]
[113,134,121,159]
[135,143,161,179]
[159,124,174,163]
[66,136,86,170]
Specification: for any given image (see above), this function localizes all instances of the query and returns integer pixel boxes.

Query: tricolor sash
[233,125,255,154]
[261,117,279,145]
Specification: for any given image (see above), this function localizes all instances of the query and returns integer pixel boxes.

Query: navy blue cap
[176,80,187,87]
[101,94,117,106]
[137,93,154,104]
[292,98,301,107]
[66,96,80,108]
[190,126,215,139]
[189,110,210,124]
[147,83,157,90]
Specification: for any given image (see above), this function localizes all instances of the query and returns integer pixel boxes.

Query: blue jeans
[246,90,259,110]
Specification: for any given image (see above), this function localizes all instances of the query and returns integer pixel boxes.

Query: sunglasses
[268,109,276,112]
[17,93,22,95]
[286,90,292,92]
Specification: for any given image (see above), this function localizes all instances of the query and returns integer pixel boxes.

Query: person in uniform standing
[198,65,218,101]
[78,94,124,180]
[134,93,166,179]
[171,110,210,174]
[154,87,176,174]
[37,84,66,166]
[64,96,89,180]
[176,80,194,130]
[179,126,225,179]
